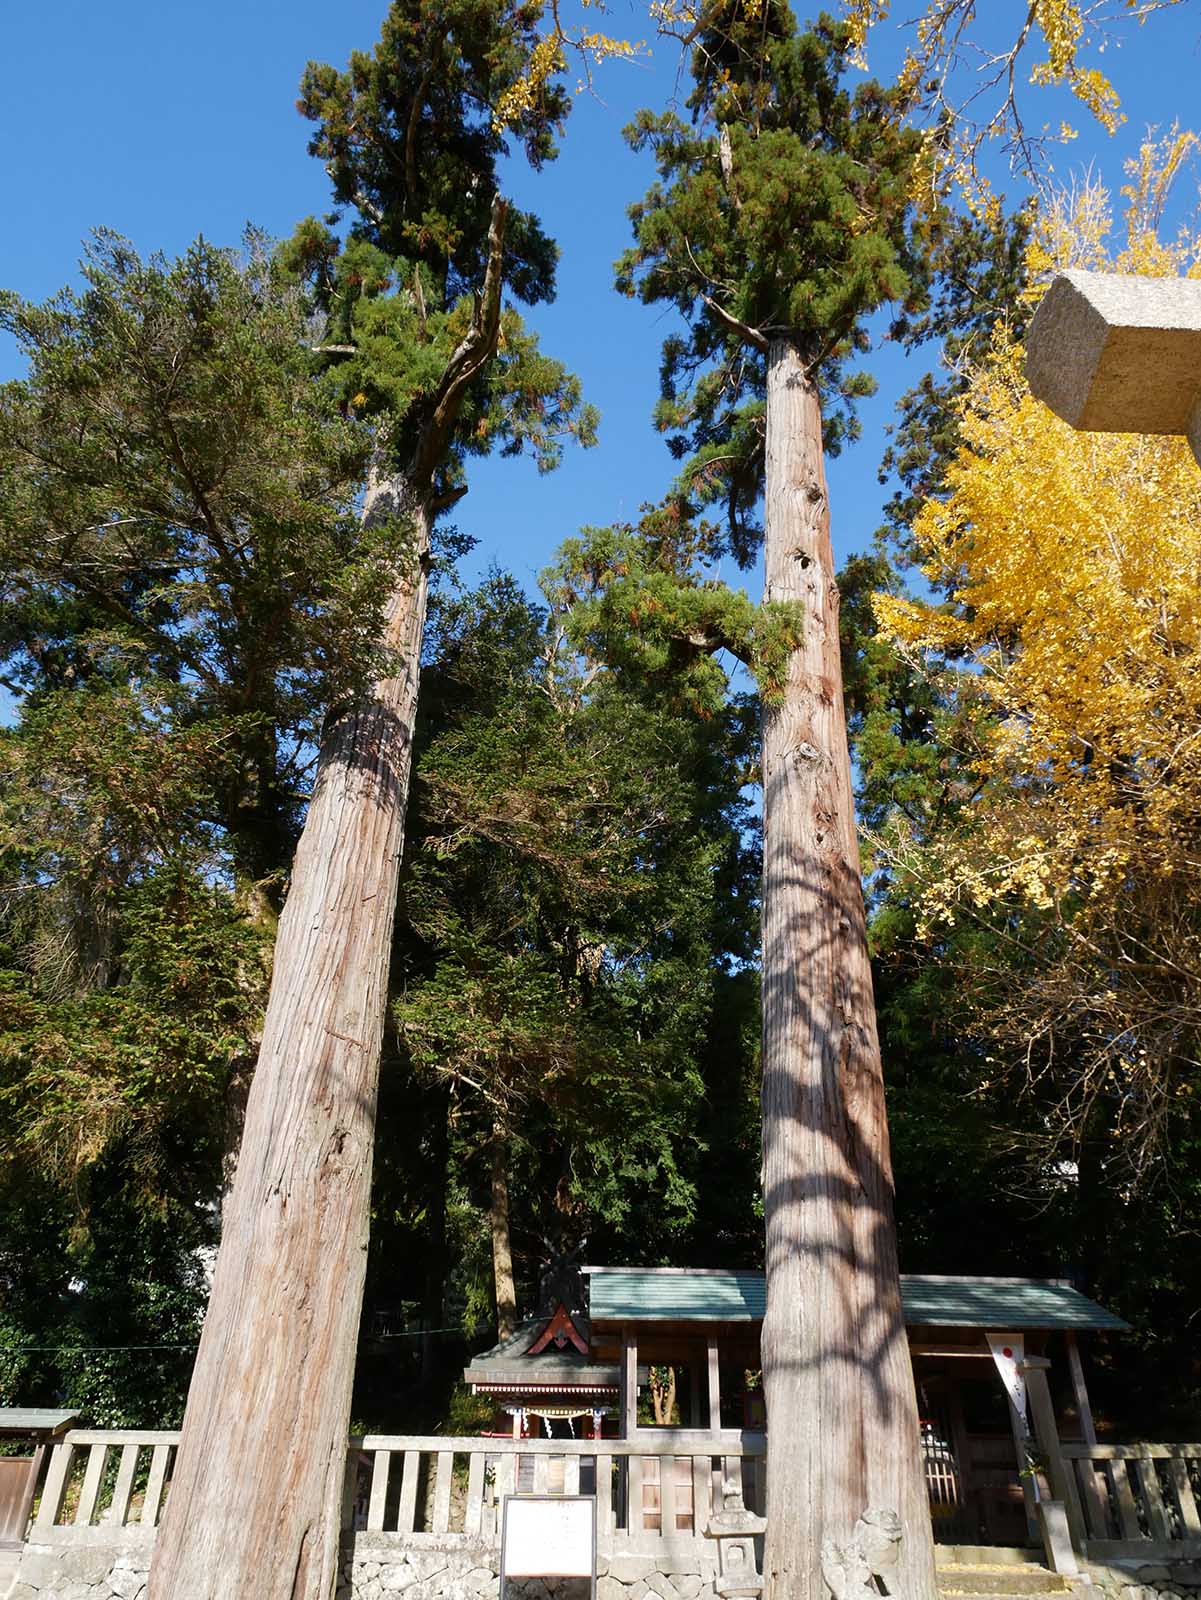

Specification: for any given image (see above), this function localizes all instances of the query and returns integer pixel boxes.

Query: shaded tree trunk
[490,1121,518,1341]
[758,339,936,1600]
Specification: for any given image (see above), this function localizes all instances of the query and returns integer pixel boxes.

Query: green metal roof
[584,1269,1128,1332]
[900,1275,1127,1331]
[0,1408,78,1436]
[588,1269,765,1323]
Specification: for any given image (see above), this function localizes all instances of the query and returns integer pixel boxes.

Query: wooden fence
[1063,1443,1201,1559]
[32,1431,178,1539]
[29,1428,1201,1566]
[24,1429,767,1557]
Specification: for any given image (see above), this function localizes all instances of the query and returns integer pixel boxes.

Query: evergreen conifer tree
[617,10,937,1597]
[146,3,593,1595]
[394,570,758,1334]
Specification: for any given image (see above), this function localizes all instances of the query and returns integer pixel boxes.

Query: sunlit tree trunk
[147,198,510,1600]
[147,488,431,1600]
[759,339,936,1600]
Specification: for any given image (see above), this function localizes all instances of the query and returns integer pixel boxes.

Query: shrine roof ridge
[583,1268,1128,1332]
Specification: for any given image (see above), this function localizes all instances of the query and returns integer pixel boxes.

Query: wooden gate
[0,1457,36,1549]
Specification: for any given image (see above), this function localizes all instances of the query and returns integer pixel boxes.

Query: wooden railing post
[1064,1333,1097,1447]
[10,1441,48,1545]
[1167,1453,1201,1540]
[33,1438,75,1529]
[707,1338,721,1434]
[1133,1447,1172,1542]
[74,1444,108,1526]
[1019,1357,1086,1549]
[622,1328,640,1533]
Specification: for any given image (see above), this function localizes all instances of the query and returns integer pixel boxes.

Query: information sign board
[500,1494,597,1597]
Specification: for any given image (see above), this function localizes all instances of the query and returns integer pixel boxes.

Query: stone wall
[8,1536,152,1600]
[340,1535,719,1600]
[8,1533,721,1600]
[1087,1557,1201,1600]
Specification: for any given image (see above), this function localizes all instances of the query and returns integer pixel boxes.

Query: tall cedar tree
[147,4,592,1596]
[617,11,937,1598]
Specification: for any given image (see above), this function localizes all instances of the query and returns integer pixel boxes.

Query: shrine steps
[937,1554,1079,1599]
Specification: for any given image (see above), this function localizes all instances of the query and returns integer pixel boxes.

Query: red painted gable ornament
[527,1303,588,1356]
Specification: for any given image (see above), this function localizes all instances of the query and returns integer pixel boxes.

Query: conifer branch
[679,233,767,351]
[701,292,768,351]
[429,484,469,514]
[325,164,384,227]
[410,193,510,492]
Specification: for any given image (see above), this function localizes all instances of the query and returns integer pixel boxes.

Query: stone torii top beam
[1026,268,1201,465]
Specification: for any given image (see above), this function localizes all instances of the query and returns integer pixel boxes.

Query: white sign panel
[502,1495,596,1581]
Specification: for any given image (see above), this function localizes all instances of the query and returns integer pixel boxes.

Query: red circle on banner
[1002,1347,1013,1359]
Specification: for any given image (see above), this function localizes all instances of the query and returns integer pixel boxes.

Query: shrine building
[463,1264,1127,1549]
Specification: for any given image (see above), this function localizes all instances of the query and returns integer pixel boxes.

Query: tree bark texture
[758,340,936,1600]
[650,1366,678,1426]
[147,195,511,1600]
[147,488,432,1600]
[490,1123,518,1341]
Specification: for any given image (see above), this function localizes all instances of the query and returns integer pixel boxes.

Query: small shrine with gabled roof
[464,1262,1129,1547]
[463,1256,635,1439]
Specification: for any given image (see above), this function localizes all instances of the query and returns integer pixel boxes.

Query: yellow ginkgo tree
[875,134,1201,1175]
[497,0,1187,210]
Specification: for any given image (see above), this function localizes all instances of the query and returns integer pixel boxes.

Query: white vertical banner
[987,1332,1028,1428]
[988,1331,1039,1504]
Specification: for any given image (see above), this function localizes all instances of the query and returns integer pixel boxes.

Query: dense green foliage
[399,570,757,1226]
[347,570,762,1419]
[0,233,392,1200]
[285,0,596,500]
[0,233,388,891]
[617,6,928,554]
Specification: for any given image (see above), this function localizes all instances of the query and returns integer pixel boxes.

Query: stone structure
[1087,1559,1201,1600]
[6,1534,721,1600]
[705,1480,766,1597]
[1025,269,1201,464]
[821,1509,903,1600]
[6,1536,153,1600]
[12,1531,1201,1600]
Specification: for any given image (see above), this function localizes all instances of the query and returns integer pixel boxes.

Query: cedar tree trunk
[147,197,510,1600]
[490,1122,518,1341]
[650,1366,677,1426]
[758,339,936,1600]
[147,489,431,1600]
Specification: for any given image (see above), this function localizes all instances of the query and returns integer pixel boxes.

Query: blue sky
[2,0,1201,615]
